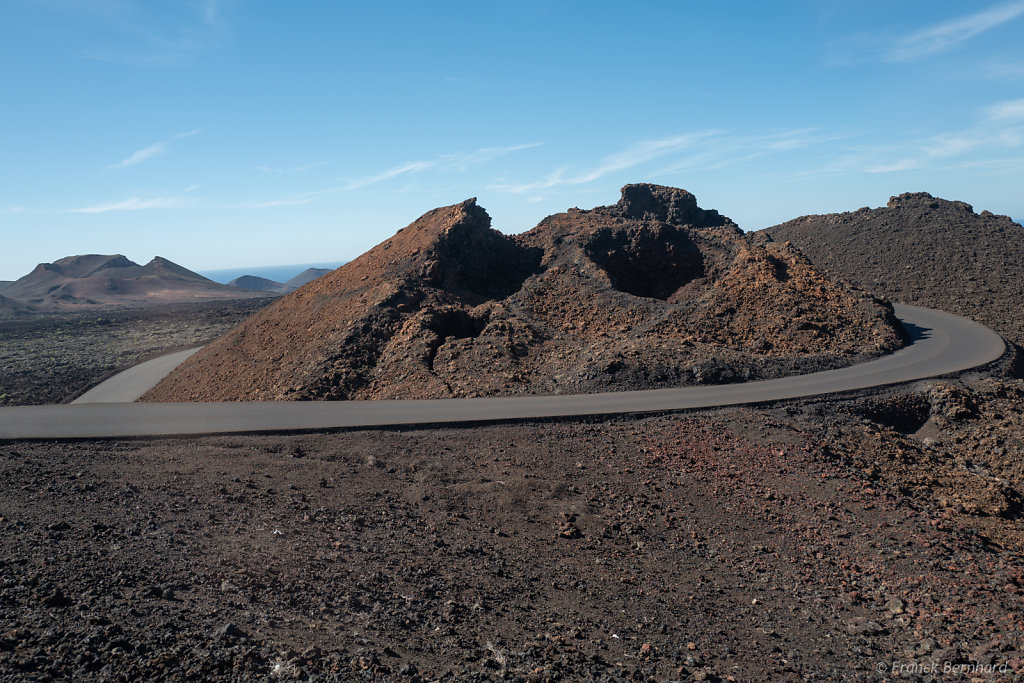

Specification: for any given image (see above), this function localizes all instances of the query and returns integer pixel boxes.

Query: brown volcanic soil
[765,192,1024,348]
[2,412,1023,681]
[2,254,270,311]
[146,185,903,402]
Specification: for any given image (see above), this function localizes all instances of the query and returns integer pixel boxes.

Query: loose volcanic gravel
[2,411,1022,681]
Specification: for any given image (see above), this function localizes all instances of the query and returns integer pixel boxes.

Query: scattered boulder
[925,382,977,423]
[41,588,73,608]
[212,623,247,640]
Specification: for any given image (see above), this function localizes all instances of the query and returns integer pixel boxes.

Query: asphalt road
[72,348,201,403]
[0,304,1005,440]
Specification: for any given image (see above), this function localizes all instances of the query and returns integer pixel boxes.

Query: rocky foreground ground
[3,377,1024,680]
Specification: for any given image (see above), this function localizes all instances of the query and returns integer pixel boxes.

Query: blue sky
[1,1,1023,280]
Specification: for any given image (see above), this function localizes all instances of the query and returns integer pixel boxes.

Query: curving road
[72,348,202,404]
[0,304,1005,440]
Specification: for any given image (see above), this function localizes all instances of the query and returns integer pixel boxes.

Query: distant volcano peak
[1,253,268,310]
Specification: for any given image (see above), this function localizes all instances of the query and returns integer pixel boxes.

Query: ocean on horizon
[199,262,345,285]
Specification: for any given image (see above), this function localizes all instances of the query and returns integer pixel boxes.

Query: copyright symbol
[877,662,888,673]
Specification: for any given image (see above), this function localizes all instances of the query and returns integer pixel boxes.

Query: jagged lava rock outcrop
[145,184,903,402]
[766,192,1024,347]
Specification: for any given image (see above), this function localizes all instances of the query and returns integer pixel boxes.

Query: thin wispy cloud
[982,61,1024,80]
[489,130,832,194]
[864,159,921,174]
[109,128,207,169]
[171,128,207,140]
[855,99,1024,173]
[235,184,349,210]
[828,1,1024,65]
[987,98,1024,121]
[1,205,27,215]
[655,130,846,175]
[109,142,167,169]
[235,143,542,209]
[488,134,715,194]
[342,142,543,191]
[237,196,319,209]
[33,0,230,67]
[344,161,436,190]
[571,134,714,185]
[257,161,328,174]
[886,1,1024,62]
[941,156,1024,172]
[68,197,193,213]
[198,0,224,29]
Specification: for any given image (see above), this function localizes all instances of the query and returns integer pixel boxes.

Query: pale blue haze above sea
[199,263,345,285]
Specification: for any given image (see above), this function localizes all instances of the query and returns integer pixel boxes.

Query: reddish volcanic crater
[144,184,904,402]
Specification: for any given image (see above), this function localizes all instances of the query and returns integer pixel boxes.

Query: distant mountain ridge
[227,267,332,294]
[226,267,332,294]
[2,254,271,310]
[284,267,331,289]
[200,263,344,285]
[227,275,291,293]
